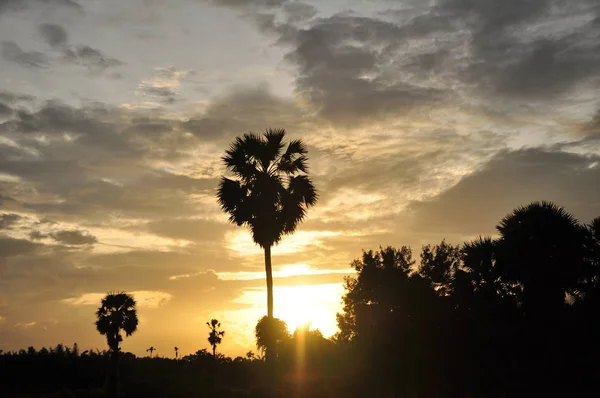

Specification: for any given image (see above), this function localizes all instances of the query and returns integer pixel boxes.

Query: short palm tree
[255,316,290,359]
[217,129,317,327]
[95,292,138,398]
[95,292,138,352]
[147,346,155,358]
[207,319,225,357]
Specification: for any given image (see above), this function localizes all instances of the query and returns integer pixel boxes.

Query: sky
[0,0,599,357]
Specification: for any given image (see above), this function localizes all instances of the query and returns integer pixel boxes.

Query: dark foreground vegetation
[2,201,600,398]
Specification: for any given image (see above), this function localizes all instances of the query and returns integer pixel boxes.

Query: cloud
[0,92,34,104]
[1,41,49,68]
[410,148,600,237]
[144,218,232,242]
[35,23,120,75]
[28,230,46,240]
[221,0,600,127]
[207,0,286,9]
[281,15,447,125]
[14,321,36,328]
[407,0,599,102]
[0,102,11,117]
[61,291,172,308]
[137,66,192,103]
[0,0,81,14]
[63,45,122,73]
[0,98,218,220]
[582,109,600,136]
[38,23,68,48]
[49,229,97,245]
[282,2,316,23]
[138,86,177,103]
[180,84,303,140]
[0,213,21,230]
[0,236,39,257]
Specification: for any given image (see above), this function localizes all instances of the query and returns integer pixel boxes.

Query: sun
[222,283,345,349]
[272,283,345,335]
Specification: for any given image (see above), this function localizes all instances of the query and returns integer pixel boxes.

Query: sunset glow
[218,283,345,349]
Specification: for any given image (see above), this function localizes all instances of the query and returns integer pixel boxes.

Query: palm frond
[217,177,251,225]
[288,175,318,206]
[261,128,286,171]
[217,130,317,247]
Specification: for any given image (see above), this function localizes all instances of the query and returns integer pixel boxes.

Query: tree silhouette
[95,292,138,398]
[217,129,317,359]
[174,346,179,359]
[147,346,155,358]
[207,319,225,358]
[494,201,589,395]
[496,201,588,319]
[255,316,290,359]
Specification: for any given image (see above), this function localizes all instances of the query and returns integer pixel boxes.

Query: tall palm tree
[217,129,318,326]
[174,346,179,359]
[147,346,155,358]
[207,319,225,358]
[95,292,138,398]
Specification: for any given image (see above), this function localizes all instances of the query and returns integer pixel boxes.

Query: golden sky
[1,0,600,357]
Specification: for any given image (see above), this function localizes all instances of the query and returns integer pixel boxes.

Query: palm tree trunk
[108,349,119,398]
[264,245,274,319]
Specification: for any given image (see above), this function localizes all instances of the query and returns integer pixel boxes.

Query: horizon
[1,0,600,359]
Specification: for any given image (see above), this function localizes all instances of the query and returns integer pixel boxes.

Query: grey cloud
[238,0,600,124]
[16,170,218,220]
[0,236,38,258]
[49,229,97,245]
[582,109,600,136]
[0,213,21,230]
[139,86,177,103]
[282,2,316,23]
[466,32,600,100]
[29,230,46,240]
[63,45,122,73]
[405,0,599,101]
[0,0,80,14]
[0,100,116,138]
[1,41,48,68]
[180,85,302,140]
[38,23,68,48]
[0,92,34,104]
[207,0,286,9]
[0,102,11,117]
[410,148,600,237]
[0,100,213,220]
[137,66,192,103]
[275,14,448,125]
[144,218,233,243]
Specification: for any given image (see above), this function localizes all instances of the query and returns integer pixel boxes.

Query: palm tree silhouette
[147,346,155,358]
[217,129,317,347]
[495,201,589,396]
[95,292,138,398]
[255,316,290,359]
[174,346,179,359]
[207,319,225,358]
[496,201,587,319]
